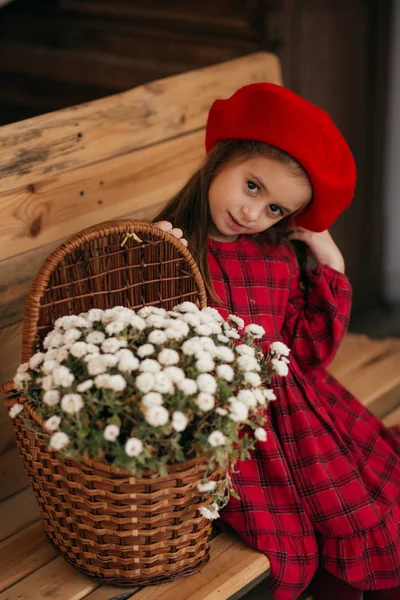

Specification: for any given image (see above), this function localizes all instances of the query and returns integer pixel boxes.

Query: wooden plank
[0,52,281,193]
[382,406,400,428]
[128,531,270,600]
[338,341,400,417]
[328,335,397,380]
[0,520,58,592]
[0,555,98,600]
[0,129,203,262]
[82,586,140,600]
[0,487,41,542]
[0,446,29,501]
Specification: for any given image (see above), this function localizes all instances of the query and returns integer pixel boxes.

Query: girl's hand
[287,227,345,274]
[153,221,188,247]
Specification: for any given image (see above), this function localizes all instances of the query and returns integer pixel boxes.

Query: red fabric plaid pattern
[207,235,400,600]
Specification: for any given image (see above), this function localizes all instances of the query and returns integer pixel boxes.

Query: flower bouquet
[10,300,290,584]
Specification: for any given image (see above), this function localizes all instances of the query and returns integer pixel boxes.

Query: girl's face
[208,155,312,242]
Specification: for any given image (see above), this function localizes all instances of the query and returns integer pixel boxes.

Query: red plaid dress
[207,235,400,600]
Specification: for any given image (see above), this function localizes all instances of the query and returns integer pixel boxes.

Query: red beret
[205,82,356,232]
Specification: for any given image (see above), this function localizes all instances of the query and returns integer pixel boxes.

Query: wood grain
[0,487,41,542]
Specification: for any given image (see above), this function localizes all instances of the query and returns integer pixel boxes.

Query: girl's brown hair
[153,139,311,303]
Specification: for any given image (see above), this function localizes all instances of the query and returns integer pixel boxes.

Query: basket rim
[21,219,207,363]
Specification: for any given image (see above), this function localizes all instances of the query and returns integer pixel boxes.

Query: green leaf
[107,415,122,427]
[78,428,90,438]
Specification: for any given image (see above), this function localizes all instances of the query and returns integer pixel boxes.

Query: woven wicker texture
[4,220,225,586]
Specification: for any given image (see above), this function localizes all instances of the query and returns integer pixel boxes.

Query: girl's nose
[241,205,260,223]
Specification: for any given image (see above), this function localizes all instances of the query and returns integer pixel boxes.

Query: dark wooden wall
[0,0,393,315]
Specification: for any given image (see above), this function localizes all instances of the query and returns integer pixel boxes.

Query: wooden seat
[0,52,399,599]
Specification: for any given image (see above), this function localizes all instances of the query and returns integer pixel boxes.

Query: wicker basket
[3,220,226,586]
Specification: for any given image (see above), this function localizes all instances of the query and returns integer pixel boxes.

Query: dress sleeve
[280,241,352,372]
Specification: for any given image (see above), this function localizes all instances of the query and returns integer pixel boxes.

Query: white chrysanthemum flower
[61,393,83,415]
[271,358,289,377]
[47,347,69,362]
[52,366,74,387]
[270,341,291,357]
[102,354,119,368]
[141,392,163,408]
[43,331,64,349]
[181,313,201,327]
[216,364,234,382]
[197,373,217,395]
[94,374,112,389]
[164,327,186,341]
[76,379,94,393]
[208,430,226,447]
[62,316,90,330]
[137,306,156,318]
[195,324,212,336]
[236,344,255,357]
[182,339,199,356]
[198,337,216,352]
[86,308,104,323]
[228,399,249,423]
[139,358,161,373]
[147,329,167,345]
[49,431,70,450]
[208,322,222,335]
[199,506,219,520]
[95,374,126,391]
[163,366,185,383]
[153,372,174,394]
[85,343,100,355]
[197,479,217,492]
[41,359,59,375]
[196,354,215,373]
[146,314,167,329]
[237,355,260,372]
[201,306,223,322]
[135,372,154,393]
[14,373,31,389]
[125,437,143,457]
[127,315,146,331]
[238,389,257,408]
[9,404,24,418]
[195,393,215,411]
[174,302,199,313]
[86,331,105,345]
[29,352,45,370]
[244,323,265,338]
[43,390,60,407]
[264,388,277,401]
[70,341,90,358]
[253,388,266,405]
[105,321,126,335]
[44,415,61,431]
[255,428,267,442]
[41,375,54,392]
[104,424,120,442]
[158,349,180,366]
[118,355,139,373]
[87,357,107,376]
[101,338,122,354]
[177,378,197,395]
[172,411,188,432]
[224,328,241,340]
[137,344,155,358]
[229,314,245,329]
[216,407,228,416]
[217,334,229,344]
[63,328,82,343]
[244,372,261,387]
[144,405,169,427]
[215,347,235,362]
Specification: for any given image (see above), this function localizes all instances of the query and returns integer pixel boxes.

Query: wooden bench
[1,52,399,600]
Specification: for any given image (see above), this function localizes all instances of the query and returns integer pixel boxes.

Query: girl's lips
[228,212,248,231]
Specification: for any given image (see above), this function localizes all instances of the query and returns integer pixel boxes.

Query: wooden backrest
[0,51,282,454]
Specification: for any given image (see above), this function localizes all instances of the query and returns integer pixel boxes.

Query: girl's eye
[247,180,259,193]
[269,204,283,217]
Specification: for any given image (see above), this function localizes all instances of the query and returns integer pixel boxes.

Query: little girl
[153,83,400,600]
